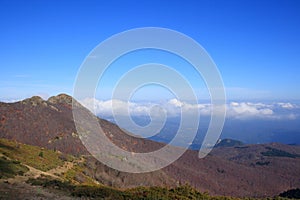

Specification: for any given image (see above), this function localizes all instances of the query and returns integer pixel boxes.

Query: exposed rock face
[48,94,73,105]
[22,96,46,106]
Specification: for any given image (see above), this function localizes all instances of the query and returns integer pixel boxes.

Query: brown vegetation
[1,94,300,198]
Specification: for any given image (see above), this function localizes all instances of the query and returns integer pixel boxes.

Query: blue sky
[1,0,300,101]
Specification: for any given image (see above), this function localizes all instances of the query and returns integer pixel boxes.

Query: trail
[4,157,85,184]
[1,156,86,199]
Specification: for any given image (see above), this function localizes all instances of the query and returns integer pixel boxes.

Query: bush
[261,147,299,158]
[27,177,74,195]
[72,185,125,199]
[256,161,270,166]
[38,151,44,158]
[0,156,29,178]
[279,188,300,199]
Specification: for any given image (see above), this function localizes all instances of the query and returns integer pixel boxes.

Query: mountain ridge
[1,94,300,197]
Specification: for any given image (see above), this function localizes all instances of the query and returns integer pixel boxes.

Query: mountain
[1,94,300,198]
[0,94,87,155]
[215,138,244,148]
[0,94,175,188]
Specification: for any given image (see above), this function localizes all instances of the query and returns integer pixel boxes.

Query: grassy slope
[0,138,70,171]
[27,176,292,200]
[0,138,294,200]
[0,156,29,179]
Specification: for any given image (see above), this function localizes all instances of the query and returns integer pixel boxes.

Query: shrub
[279,188,300,199]
[0,156,29,178]
[261,147,299,158]
[38,151,44,158]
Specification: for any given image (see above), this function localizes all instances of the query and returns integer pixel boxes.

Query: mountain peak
[22,96,45,106]
[48,93,73,105]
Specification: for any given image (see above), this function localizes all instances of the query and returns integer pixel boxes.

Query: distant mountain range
[1,94,300,198]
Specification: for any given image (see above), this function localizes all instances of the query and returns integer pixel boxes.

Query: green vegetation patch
[63,163,98,186]
[0,138,70,171]
[215,139,244,148]
[72,185,129,199]
[256,161,270,166]
[0,156,29,179]
[279,188,300,199]
[261,147,300,158]
[26,177,292,200]
[27,176,74,191]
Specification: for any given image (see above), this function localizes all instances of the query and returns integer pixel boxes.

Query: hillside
[0,137,295,200]
[0,138,175,199]
[0,94,300,198]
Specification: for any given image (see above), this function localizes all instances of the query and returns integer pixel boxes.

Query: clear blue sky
[1,0,300,101]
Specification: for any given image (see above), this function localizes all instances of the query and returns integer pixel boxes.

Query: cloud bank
[80,98,299,120]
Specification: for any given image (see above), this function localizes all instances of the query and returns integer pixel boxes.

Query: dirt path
[5,157,85,184]
[1,157,86,199]
[46,161,74,177]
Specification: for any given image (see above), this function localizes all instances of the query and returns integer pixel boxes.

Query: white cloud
[227,102,274,119]
[0,98,24,103]
[277,102,294,109]
[80,98,153,117]
[168,99,183,107]
[79,98,298,120]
